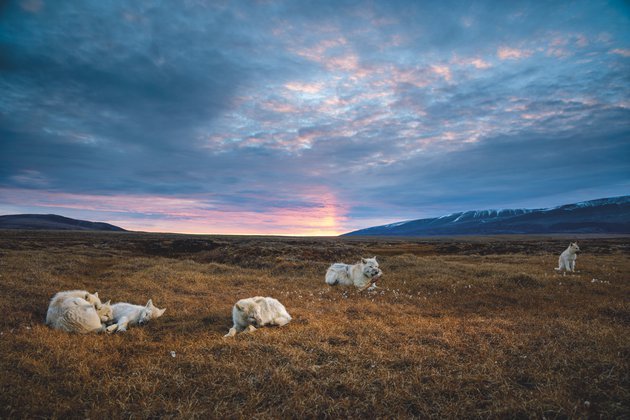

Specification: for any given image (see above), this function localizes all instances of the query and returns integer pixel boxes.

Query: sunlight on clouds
[284,82,324,94]
[430,64,452,82]
[497,46,532,60]
[610,48,630,57]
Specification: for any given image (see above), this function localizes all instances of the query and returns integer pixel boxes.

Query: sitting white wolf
[45,290,111,326]
[47,297,115,333]
[555,242,580,274]
[325,257,383,291]
[108,299,166,332]
[224,296,292,337]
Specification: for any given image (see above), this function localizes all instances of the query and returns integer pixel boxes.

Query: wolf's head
[138,299,166,325]
[361,257,382,279]
[569,242,580,253]
[235,300,263,327]
[95,300,113,323]
[84,291,101,307]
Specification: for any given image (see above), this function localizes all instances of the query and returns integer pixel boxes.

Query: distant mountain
[344,196,630,236]
[0,214,126,232]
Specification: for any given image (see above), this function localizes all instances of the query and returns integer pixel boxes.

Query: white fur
[47,297,115,333]
[325,257,383,291]
[555,242,580,274]
[45,290,113,326]
[224,296,291,337]
[108,299,166,332]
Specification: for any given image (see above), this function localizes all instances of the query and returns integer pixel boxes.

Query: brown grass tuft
[506,273,543,288]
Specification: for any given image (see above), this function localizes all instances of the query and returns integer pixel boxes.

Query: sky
[1,0,629,235]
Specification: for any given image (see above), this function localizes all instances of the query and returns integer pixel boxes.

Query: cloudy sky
[1,0,629,235]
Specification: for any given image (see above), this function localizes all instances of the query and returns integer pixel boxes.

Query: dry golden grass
[0,231,628,418]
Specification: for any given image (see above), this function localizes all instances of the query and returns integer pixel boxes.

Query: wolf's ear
[94,292,99,298]
[156,308,166,317]
[373,256,377,261]
[235,303,244,312]
[362,258,367,264]
[104,300,111,305]
[146,299,153,308]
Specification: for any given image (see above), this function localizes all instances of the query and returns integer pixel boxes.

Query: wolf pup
[224,297,292,337]
[325,257,383,291]
[555,242,580,274]
[108,299,166,332]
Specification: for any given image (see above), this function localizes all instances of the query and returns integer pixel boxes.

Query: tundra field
[0,231,628,418]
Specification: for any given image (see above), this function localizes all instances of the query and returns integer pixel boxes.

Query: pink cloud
[326,53,362,73]
[452,56,492,69]
[497,46,532,60]
[431,64,452,82]
[610,48,630,57]
[292,38,348,63]
[284,82,324,94]
[261,100,300,114]
[575,35,589,48]
[469,58,492,69]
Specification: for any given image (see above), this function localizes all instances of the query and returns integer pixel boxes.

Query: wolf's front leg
[116,316,130,332]
[357,281,372,292]
[224,327,238,337]
[105,323,118,333]
[246,325,257,333]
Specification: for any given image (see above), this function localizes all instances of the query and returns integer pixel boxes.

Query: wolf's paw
[105,324,118,333]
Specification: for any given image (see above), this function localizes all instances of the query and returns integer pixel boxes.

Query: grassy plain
[0,231,628,418]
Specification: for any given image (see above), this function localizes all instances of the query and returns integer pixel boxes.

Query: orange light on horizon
[0,187,350,236]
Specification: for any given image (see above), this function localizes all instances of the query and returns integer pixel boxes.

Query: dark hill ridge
[344,196,630,236]
[0,214,126,231]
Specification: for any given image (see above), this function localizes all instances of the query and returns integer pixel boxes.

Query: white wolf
[108,299,166,332]
[325,257,383,291]
[555,242,580,274]
[224,296,292,337]
[45,290,110,326]
[47,297,115,333]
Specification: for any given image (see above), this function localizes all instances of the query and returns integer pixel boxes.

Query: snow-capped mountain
[343,196,630,236]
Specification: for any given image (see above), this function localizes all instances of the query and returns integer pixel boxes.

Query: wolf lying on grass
[46,290,109,326]
[107,299,166,332]
[47,296,115,333]
[555,242,580,274]
[325,257,383,291]
[225,296,292,337]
